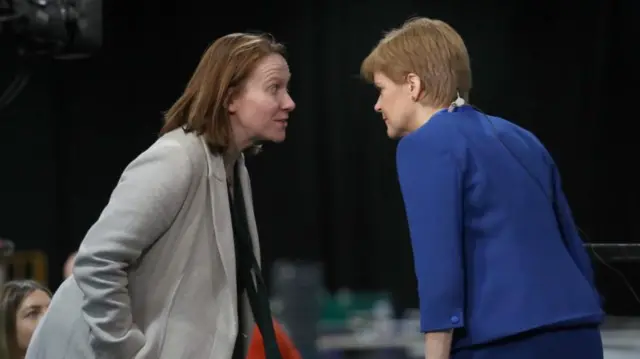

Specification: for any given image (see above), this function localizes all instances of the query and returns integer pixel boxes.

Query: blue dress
[396,105,604,358]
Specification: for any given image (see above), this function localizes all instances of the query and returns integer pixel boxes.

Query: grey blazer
[26,129,260,359]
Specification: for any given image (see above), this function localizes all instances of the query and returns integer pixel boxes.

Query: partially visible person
[62,252,76,279]
[247,321,300,359]
[361,17,603,359]
[1,280,51,359]
[26,32,295,359]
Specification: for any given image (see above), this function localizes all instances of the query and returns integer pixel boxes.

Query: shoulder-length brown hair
[160,33,286,154]
[1,280,52,359]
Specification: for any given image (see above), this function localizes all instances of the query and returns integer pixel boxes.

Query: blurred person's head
[1,280,51,359]
[361,17,472,139]
[161,32,296,155]
[63,252,76,279]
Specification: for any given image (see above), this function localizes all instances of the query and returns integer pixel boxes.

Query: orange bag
[246,321,301,359]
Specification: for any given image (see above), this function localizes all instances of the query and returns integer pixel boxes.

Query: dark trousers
[452,324,603,359]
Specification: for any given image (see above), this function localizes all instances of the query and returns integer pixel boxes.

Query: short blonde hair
[361,17,472,107]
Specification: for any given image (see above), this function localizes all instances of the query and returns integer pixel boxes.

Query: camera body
[2,0,102,56]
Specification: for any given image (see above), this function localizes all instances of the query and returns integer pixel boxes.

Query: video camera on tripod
[0,0,102,111]
[0,0,102,54]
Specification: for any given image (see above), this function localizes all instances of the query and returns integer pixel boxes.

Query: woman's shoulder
[401,114,465,154]
[158,127,205,154]
[157,128,218,164]
[123,128,216,180]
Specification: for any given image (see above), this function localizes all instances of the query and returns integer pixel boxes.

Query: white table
[600,317,640,359]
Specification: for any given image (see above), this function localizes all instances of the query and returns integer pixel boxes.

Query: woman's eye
[25,311,38,318]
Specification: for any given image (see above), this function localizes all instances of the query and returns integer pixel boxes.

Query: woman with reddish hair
[25,32,296,359]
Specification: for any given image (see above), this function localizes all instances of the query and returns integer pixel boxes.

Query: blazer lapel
[200,138,238,329]
[238,155,261,265]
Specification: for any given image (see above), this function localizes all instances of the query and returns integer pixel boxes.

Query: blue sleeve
[551,162,596,287]
[396,135,465,333]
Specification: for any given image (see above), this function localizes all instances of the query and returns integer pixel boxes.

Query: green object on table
[319,290,392,330]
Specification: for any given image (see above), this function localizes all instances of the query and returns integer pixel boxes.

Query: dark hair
[1,280,51,359]
[160,32,286,155]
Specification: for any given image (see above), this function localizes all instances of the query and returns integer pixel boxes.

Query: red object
[246,321,302,359]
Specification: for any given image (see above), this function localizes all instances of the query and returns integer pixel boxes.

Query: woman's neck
[409,105,446,132]
[230,121,254,156]
[223,148,240,177]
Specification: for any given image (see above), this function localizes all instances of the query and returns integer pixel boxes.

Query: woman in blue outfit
[360,17,604,359]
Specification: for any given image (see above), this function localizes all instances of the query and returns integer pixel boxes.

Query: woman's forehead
[251,54,290,80]
[18,290,50,311]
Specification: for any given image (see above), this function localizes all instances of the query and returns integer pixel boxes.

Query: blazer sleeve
[551,162,596,287]
[396,135,465,333]
[72,139,194,359]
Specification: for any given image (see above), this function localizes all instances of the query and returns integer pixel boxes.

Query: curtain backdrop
[1,0,637,313]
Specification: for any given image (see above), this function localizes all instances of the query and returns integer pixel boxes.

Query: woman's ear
[406,73,423,100]
[225,86,239,113]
